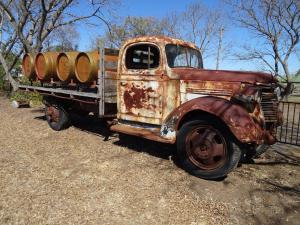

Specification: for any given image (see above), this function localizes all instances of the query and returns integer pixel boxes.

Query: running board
[110,123,175,144]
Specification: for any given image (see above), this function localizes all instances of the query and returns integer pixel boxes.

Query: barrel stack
[21,49,119,84]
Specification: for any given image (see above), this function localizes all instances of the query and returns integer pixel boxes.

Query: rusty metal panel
[117,40,170,125]
[162,96,267,144]
[162,79,180,121]
[173,68,276,84]
[118,78,164,124]
[121,36,197,53]
[180,81,241,103]
[110,122,175,144]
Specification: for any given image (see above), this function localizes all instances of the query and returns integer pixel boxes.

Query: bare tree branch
[226,0,300,82]
[0,0,116,90]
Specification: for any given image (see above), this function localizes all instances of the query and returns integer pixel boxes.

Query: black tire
[45,104,70,131]
[176,120,241,180]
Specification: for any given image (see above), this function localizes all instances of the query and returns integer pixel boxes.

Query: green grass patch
[10,90,42,106]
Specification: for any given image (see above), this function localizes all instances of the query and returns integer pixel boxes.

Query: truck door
[118,43,164,125]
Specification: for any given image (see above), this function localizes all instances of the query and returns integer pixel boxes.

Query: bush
[18,76,41,86]
[10,90,42,106]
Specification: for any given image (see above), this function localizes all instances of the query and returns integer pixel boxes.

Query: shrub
[10,91,42,106]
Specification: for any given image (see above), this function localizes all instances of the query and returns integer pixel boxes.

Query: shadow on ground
[69,114,175,161]
[34,112,300,168]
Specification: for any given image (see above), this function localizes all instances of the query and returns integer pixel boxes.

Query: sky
[74,0,299,74]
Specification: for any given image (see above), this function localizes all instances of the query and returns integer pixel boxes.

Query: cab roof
[123,35,198,50]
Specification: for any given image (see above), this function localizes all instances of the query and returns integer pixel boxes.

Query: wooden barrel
[22,53,36,79]
[35,52,59,81]
[75,51,99,83]
[56,52,79,82]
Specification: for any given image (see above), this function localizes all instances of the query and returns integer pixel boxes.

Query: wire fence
[276,82,300,146]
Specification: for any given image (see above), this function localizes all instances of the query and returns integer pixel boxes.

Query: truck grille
[260,91,279,123]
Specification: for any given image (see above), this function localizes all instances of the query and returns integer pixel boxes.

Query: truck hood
[173,68,276,84]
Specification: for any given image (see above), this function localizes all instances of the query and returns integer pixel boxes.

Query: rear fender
[160,96,264,144]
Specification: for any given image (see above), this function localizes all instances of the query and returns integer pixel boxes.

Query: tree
[0,0,117,90]
[181,2,222,58]
[44,24,79,52]
[160,12,182,39]
[102,16,165,49]
[160,2,229,64]
[226,0,300,85]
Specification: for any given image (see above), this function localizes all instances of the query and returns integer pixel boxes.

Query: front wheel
[177,120,241,180]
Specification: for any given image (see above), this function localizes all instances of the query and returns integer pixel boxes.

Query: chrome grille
[260,91,279,122]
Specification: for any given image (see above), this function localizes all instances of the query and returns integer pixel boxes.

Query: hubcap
[186,125,227,170]
[46,106,60,123]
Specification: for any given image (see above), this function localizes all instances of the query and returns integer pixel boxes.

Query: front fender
[161,96,265,144]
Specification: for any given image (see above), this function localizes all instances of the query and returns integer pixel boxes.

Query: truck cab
[111,36,282,179]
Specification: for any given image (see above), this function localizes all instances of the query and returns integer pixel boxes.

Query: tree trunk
[0,51,18,91]
[274,56,279,77]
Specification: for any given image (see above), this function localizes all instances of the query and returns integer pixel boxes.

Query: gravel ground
[0,96,299,225]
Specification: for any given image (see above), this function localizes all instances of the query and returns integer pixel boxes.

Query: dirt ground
[0,96,299,225]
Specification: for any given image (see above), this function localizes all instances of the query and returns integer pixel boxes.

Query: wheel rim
[46,106,60,124]
[186,125,227,170]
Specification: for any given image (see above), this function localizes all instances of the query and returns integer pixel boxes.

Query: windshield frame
[165,44,203,69]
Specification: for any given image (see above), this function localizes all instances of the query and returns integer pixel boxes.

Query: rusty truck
[19,36,283,180]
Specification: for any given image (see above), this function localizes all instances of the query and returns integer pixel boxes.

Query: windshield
[165,44,203,69]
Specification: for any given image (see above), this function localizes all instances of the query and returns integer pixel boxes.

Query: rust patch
[110,123,175,144]
[123,84,156,110]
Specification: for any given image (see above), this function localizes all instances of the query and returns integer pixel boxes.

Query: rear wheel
[177,120,241,180]
[45,104,70,131]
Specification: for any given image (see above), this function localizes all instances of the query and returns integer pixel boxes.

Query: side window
[125,44,160,69]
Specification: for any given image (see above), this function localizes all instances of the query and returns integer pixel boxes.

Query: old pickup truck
[19,36,282,180]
